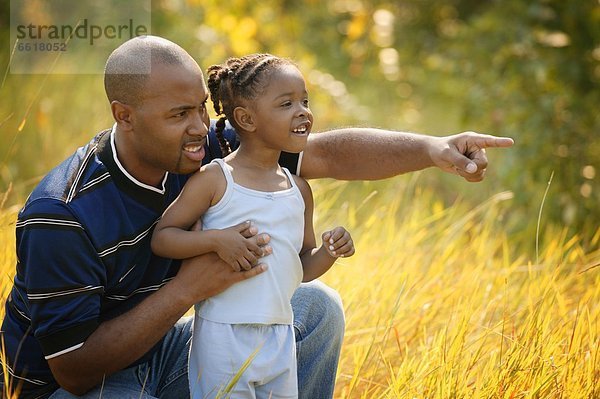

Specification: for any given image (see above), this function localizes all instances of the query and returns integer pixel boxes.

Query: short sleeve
[17,199,105,359]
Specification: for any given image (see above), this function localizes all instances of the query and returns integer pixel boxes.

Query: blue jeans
[47,280,344,399]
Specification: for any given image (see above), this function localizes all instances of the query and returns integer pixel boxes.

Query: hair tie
[222,67,233,78]
[216,116,227,128]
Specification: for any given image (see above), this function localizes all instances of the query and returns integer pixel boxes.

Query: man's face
[122,61,210,185]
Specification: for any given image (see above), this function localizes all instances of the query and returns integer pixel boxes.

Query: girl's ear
[111,101,134,131]
[233,106,256,132]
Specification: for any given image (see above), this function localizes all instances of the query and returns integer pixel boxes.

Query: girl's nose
[297,104,311,117]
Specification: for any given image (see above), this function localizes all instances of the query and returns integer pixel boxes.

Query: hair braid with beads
[206,54,294,156]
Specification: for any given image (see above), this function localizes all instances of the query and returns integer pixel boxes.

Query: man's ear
[233,106,256,132]
[111,101,134,131]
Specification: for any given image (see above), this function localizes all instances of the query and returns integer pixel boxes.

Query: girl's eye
[303,99,310,106]
[281,101,292,107]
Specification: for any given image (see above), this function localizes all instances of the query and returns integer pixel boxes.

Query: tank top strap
[281,166,298,189]
[210,158,235,186]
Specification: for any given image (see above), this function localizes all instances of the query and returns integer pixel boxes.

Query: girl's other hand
[322,227,355,258]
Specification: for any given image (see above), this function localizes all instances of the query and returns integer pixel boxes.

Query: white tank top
[195,159,305,325]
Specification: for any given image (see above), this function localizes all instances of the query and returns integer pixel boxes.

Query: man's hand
[172,220,271,304]
[429,132,514,182]
[174,252,268,303]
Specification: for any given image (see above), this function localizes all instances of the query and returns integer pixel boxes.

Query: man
[0,36,513,398]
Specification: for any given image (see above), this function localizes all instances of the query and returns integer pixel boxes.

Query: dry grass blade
[0,178,598,398]
[215,344,262,399]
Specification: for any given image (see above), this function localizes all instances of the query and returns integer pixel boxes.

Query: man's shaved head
[104,35,199,105]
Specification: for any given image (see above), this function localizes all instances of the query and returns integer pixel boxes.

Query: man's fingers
[448,149,482,175]
[449,133,513,174]
[473,134,514,149]
[230,261,241,272]
[238,257,252,271]
[236,263,268,281]
[460,132,514,149]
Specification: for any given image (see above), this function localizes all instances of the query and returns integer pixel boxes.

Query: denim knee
[292,281,344,399]
[292,280,345,341]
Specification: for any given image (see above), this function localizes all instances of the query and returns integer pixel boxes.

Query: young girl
[151,54,354,398]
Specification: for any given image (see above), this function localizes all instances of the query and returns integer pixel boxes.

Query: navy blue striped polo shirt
[1,122,300,394]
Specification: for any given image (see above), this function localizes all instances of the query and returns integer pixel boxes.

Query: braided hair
[206,54,294,156]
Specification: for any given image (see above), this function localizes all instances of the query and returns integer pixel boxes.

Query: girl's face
[248,64,313,154]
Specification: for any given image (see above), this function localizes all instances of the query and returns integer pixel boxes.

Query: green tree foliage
[157,0,599,234]
[436,0,600,232]
[1,0,598,236]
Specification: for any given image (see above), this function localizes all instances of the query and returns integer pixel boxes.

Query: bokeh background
[1,1,599,397]
[1,0,599,241]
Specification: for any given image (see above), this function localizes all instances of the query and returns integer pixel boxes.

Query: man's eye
[174,111,187,118]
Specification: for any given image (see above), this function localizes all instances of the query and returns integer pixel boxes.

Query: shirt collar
[96,124,171,212]
[109,124,169,195]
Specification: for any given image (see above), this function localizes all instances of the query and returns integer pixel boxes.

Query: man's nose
[188,110,209,137]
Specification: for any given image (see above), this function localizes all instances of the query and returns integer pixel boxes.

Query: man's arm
[300,128,514,182]
[21,198,269,395]
[47,252,267,395]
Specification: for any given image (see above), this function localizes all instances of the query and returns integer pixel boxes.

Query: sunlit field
[1,175,598,398]
[1,0,598,396]
[312,178,600,398]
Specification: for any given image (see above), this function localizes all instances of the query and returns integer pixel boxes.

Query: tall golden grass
[0,175,598,398]
[0,202,20,398]
[311,177,599,398]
